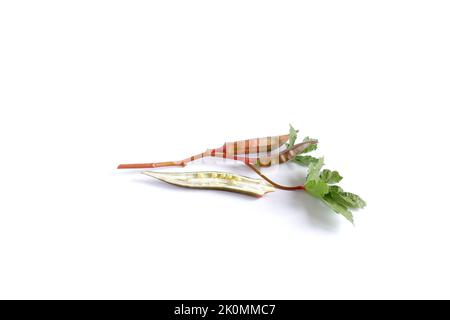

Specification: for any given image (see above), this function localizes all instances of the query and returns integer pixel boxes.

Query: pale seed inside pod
[142,171,276,197]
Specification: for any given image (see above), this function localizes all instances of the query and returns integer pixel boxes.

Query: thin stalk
[117,161,185,169]
[245,163,305,191]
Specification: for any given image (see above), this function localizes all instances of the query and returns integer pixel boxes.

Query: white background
[0,1,449,299]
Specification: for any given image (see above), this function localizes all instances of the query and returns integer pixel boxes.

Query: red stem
[117,161,184,169]
[245,163,305,191]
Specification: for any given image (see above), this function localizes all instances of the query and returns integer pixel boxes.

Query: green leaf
[305,157,329,199]
[306,157,324,181]
[286,124,297,148]
[305,179,329,198]
[330,190,366,209]
[320,169,343,184]
[344,192,366,208]
[298,144,364,225]
[293,155,319,166]
[323,194,354,224]
[301,136,318,153]
[328,185,343,193]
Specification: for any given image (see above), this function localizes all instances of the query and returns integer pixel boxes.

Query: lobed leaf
[322,194,354,224]
[301,136,318,153]
[330,190,366,209]
[306,157,324,181]
[286,124,298,148]
[305,180,329,198]
[320,169,343,184]
[290,130,365,224]
[293,155,319,166]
